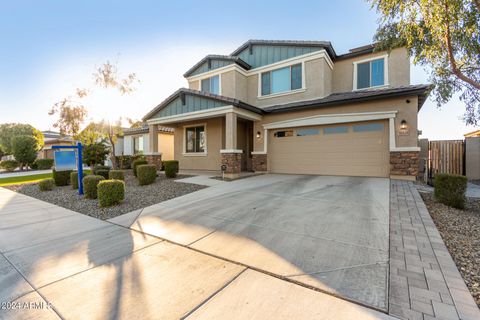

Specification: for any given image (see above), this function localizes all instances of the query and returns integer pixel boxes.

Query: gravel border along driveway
[6,171,206,220]
[420,192,480,307]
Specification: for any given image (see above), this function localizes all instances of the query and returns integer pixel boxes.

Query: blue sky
[0,0,477,139]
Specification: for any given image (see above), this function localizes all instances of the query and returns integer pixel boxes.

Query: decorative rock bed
[420,192,480,307]
[6,171,206,220]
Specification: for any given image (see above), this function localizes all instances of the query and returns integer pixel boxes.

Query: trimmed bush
[95,169,110,179]
[34,158,54,170]
[115,155,144,169]
[132,159,148,177]
[137,164,157,185]
[97,180,125,207]
[163,160,179,178]
[70,171,86,189]
[38,178,54,191]
[93,164,110,174]
[0,160,19,172]
[109,170,125,181]
[52,169,72,186]
[434,173,468,209]
[83,175,105,199]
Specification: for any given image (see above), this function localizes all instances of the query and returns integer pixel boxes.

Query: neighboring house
[142,40,430,179]
[122,124,174,160]
[465,130,480,180]
[38,130,73,159]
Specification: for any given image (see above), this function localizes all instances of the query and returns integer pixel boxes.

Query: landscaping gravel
[6,171,207,220]
[420,192,480,307]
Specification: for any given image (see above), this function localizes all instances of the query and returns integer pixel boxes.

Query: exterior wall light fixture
[256,131,261,139]
[400,119,408,130]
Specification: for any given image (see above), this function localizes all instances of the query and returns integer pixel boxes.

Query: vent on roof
[180,92,186,105]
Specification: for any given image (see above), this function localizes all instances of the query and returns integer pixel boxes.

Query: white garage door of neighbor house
[268,120,389,177]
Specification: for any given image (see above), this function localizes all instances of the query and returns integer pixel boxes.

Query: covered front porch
[143,89,263,178]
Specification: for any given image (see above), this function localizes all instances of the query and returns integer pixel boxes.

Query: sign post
[52,142,84,195]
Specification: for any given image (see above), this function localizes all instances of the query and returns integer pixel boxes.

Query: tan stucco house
[142,40,430,180]
[122,124,174,161]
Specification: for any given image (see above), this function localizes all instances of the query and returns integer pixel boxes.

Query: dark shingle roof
[230,39,337,59]
[143,85,431,122]
[123,124,173,135]
[142,88,263,121]
[263,85,432,113]
[183,55,251,77]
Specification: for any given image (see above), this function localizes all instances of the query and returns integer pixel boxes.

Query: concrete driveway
[113,174,390,310]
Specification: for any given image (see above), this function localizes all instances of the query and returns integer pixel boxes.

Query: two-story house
[142,40,430,180]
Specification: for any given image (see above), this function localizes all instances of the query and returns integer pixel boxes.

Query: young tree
[369,0,480,124]
[82,140,110,170]
[101,119,123,169]
[0,123,44,155]
[48,91,88,140]
[11,135,37,170]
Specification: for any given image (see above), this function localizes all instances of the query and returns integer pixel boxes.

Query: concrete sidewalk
[0,187,394,320]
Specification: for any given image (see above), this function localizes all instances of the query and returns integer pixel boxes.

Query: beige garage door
[268,120,389,177]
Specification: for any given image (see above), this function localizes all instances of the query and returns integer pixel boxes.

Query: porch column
[148,124,159,153]
[225,112,237,150]
[221,112,242,178]
[146,124,162,170]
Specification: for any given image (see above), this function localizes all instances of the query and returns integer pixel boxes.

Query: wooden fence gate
[424,140,465,184]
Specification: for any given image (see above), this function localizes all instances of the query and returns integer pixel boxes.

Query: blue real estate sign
[54,150,77,171]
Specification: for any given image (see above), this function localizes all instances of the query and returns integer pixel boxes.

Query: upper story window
[201,75,219,94]
[261,63,302,96]
[355,57,386,90]
[133,136,144,154]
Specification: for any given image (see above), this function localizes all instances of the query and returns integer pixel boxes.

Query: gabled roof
[263,85,432,113]
[183,55,251,78]
[230,39,337,60]
[142,88,262,121]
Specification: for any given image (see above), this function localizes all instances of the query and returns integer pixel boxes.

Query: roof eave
[266,86,431,114]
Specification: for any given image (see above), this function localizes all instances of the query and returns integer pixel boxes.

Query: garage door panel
[268,120,389,177]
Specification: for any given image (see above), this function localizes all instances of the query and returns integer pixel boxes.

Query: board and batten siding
[151,95,229,119]
[236,45,322,68]
[189,59,234,77]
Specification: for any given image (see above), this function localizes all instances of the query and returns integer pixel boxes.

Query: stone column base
[390,151,419,180]
[252,153,267,172]
[145,153,162,170]
[221,152,242,178]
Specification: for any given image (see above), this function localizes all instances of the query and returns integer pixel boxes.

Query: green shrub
[95,169,110,179]
[137,164,157,185]
[33,158,54,170]
[52,169,72,186]
[38,178,54,191]
[93,164,110,175]
[109,170,125,180]
[70,171,86,189]
[0,160,19,172]
[83,175,105,199]
[97,180,125,207]
[163,160,179,178]
[434,173,468,209]
[115,155,144,169]
[132,159,148,177]
[30,162,38,170]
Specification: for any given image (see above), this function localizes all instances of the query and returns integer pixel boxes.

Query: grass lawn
[0,170,92,187]
[0,173,53,187]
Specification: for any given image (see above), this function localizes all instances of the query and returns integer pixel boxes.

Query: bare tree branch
[444,2,480,90]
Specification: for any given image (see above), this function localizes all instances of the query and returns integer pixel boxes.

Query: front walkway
[389,180,480,320]
[0,186,393,320]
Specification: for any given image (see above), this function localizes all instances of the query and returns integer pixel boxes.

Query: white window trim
[257,62,306,99]
[132,134,144,154]
[197,74,222,95]
[182,123,207,156]
[352,54,389,91]
[186,49,333,82]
